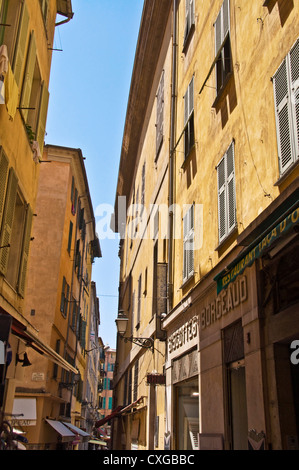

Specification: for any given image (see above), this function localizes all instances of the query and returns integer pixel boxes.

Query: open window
[214,0,232,95]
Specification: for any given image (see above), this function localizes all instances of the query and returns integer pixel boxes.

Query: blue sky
[45,1,144,349]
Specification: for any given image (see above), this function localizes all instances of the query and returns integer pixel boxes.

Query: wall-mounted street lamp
[115,310,154,352]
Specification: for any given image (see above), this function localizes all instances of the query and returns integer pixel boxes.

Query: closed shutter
[0,0,8,46]
[273,39,299,175]
[0,147,9,230]
[18,204,33,297]
[156,72,164,154]
[184,77,194,126]
[215,0,230,56]
[273,58,293,173]
[12,1,29,87]
[36,81,49,153]
[131,290,135,335]
[60,276,66,312]
[217,141,236,243]
[20,31,36,122]
[217,156,226,242]
[290,39,299,160]
[0,168,18,275]
[183,204,194,283]
[226,142,236,232]
[184,0,195,41]
[81,319,87,349]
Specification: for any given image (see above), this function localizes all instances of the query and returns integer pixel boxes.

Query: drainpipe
[167,0,178,315]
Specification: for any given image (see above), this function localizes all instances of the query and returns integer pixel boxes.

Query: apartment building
[113,0,299,451]
[14,144,101,449]
[0,0,73,426]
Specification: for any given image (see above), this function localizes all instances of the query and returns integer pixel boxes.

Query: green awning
[214,204,299,294]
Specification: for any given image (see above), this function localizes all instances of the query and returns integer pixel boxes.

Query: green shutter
[20,31,36,122]
[67,221,73,252]
[18,204,33,297]
[0,147,9,230]
[36,81,49,153]
[12,1,29,87]
[0,168,18,275]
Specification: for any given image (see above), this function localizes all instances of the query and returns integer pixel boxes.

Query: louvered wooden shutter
[131,290,135,334]
[184,0,195,41]
[0,168,18,275]
[18,204,33,297]
[290,39,299,160]
[0,147,9,230]
[20,31,36,122]
[215,0,230,56]
[183,205,194,282]
[217,141,236,243]
[273,39,299,175]
[60,276,66,312]
[36,81,49,153]
[12,1,29,87]
[217,157,226,242]
[184,77,194,126]
[226,142,236,232]
[156,72,164,154]
[273,58,293,174]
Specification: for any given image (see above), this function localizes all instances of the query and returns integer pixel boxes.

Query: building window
[184,0,195,46]
[67,221,73,253]
[184,77,195,159]
[60,276,69,318]
[156,71,164,158]
[273,38,299,176]
[0,158,33,296]
[217,141,236,244]
[183,204,194,284]
[136,274,142,328]
[133,360,139,402]
[214,0,232,95]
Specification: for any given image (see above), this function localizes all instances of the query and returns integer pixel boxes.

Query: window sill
[212,71,234,109]
[180,272,195,290]
[274,158,299,187]
[215,225,238,252]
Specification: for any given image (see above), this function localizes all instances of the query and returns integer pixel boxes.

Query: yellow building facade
[0,0,74,438]
[113,0,299,451]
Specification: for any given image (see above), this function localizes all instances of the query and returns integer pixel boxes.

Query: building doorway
[228,360,248,449]
[175,378,199,450]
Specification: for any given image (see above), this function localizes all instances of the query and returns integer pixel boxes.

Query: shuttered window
[60,276,69,318]
[17,203,33,297]
[214,0,232,94]
[137,274,142,327]
[184,76,195,158]
[67,221,73,253]
[156,71,164,157]
[39,0,49,24]
[36,81,49,152]
[184,0,195,44]
[183,204,194,283]
[0,0,8,46]
[217,141,236,243]
[12,1,29,87]
[0,168,18,275]
[0,147,9,230]
[273,38,299,176]
[131,290,135,334]
[20,31,36,122]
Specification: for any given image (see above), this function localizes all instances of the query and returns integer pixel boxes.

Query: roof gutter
[56,0,74,26]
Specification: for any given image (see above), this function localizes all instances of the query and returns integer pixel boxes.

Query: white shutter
[217,141,236,243]
[215,0,230,56]
[217,157,226,242]
[290,39,299,160]
[183,205,194,282]
[273,58,293,174]
[226,142,236,233]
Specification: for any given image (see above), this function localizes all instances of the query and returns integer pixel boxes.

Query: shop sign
[201,275,247,330]
[215,206,299,294]
[168,316,198,354]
